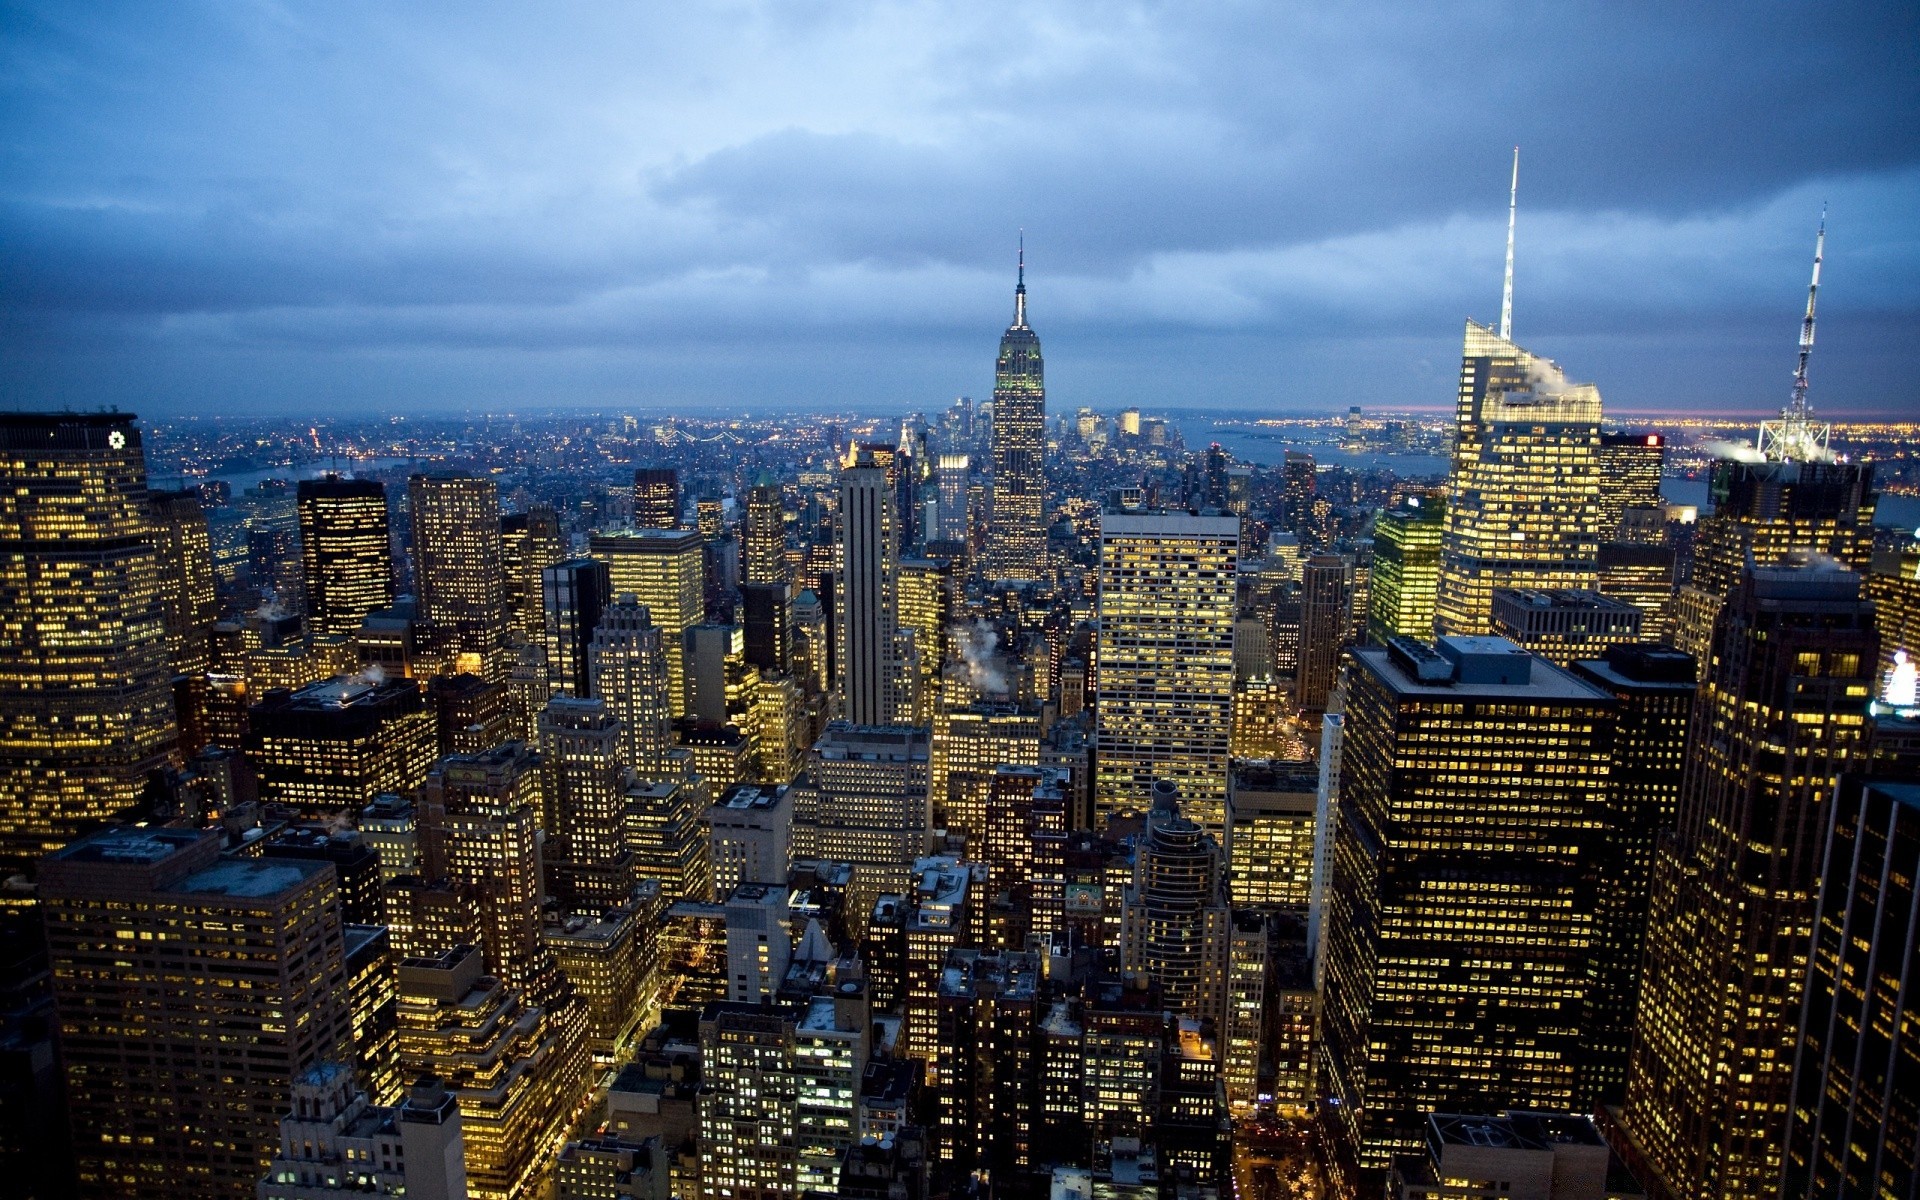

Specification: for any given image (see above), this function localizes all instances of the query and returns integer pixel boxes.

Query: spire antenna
[1013,230,1028,328]
[1756,210,1832,463]
[1499,146,1518,342]
[1788,206,1825,423]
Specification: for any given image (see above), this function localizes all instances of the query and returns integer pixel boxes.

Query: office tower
[1596,432,1666,539]
[838,448,906,725]
[1225,758,1319,912]
[1566,644,1696,1106]
[1784,778,1920,1198]
[1390,1112,1637,1199]
[40,826,352,1199]
[409,474,508,678]
[147,487,220,675]
[298,476,395,637]
[625,776,713,904]
[706,782,794,894]
[589,530,705,718]
[929,701,1042,837]
[742,473,786,585]
[360,794,420,882]
[1120,782,1231,1026]
[395,946,582,1200]
[1229,674,1289,758]
[543,889,658,1068]
[935,454,971,545]
[418,744,555,1001]
[1222,911,1269,1112]
[500,505,565,645]
[983,765,1067,948]
[793,974,872,1195]
[1096,511,1239,833]
[985,245,1046,582]
[739,580,791,674]
[246,487,304,605]
[1367,494,1445,644]
[0,413,176,876]
[248,677,437,815]
[903,856,983,1073]
[932,949,1041,1179]
[256,1065,468,1200]
[539,697,637,911]
[1297,552,1355,713]
[792,723,930,911]
[261,825,387,925]
[1622,566,1877,1200]
[1080,976,1167,1144]
[554,1136,670,1200]
[1321,636,1614,1180]
[588,595,675,778]
[699,1002,803,1200]
[427,671,511,756]
[542,557,611,699]
[632,467,681,530]
[1597,540,1677,643]
[1489,588,1644,666]
[1280,450,1318,540]
[720,883,791,1002]
[1436,322,1603,635]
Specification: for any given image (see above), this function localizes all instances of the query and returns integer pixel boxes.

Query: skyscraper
[1489,587,1644,667]
[542,557,611,700]
[0,413,177,876]
[588,595,675,778]
[742,472,786,586]
[837,447,904,726]
[589,530,705,718]
[1366,493,1444,644]
[248,677,438,815]
[1281,451,1317,541]
[791,723,930,911]
[299,475,395,637]
[1296,552,1354,713]
[985,244,1046,582]
[146,487,220,676]
[1621,566,1877,1200]
[40,826,352,1199]
[1095,510,1239,834]
[934,454,971,546]
[1120,781,1231,1027]
[1435,322,1603,635]
[500,505,565,646]
[410,474,508,678]
[1320,636,1614,1181]
[1596,432,1666,539]
[538,696,637,911]
[632,467,681,530]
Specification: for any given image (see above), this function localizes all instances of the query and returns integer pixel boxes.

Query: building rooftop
[1361,637,1610,702]
[48,825,208,866]
[172,858,326,899]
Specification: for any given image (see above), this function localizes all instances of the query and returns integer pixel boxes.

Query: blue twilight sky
[2,2,1917,418]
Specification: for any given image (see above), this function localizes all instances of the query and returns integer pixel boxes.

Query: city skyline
[3,3,1916,417]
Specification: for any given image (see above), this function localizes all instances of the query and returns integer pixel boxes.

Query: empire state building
[985,243,1046,582]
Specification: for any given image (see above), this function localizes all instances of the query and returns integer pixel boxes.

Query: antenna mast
[1757,211,1831,463]
[1499,146,1518,342]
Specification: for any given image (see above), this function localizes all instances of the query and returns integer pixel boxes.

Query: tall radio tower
[1759,212,1830,463]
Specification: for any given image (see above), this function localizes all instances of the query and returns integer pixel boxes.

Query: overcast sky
[3,2,1916,418]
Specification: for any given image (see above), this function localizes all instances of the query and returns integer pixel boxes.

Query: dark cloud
[0,0,1915,414]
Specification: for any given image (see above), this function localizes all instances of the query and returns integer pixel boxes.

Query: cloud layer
[2,1,1916,415]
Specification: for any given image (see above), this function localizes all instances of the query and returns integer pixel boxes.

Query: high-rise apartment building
[1784,777,1920,1199]
[1095,510,1239,834]
[1622,566,1876,1200]
[632,467,681,530]
[837,448,906,725]
[1367,494,1445,644]
[589,595,676,778]
[1320,636,1614,1181]
[985,248,1046,582]
[542,557,611,699]
[1436,322,1603,634]
[40,826,352,1199]
[589,530,705,718]
[0,413,177,876]
[1596,432,1666,539]
[1297,552,1354,713]
[147,487,221,675]
[410,474,508,678]
[298,476,395,637]
[742,473,786,586]
[248,677,438,815]
[792,723,930,912]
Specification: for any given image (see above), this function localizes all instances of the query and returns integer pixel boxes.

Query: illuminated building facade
[0,412,177,875]
[1489,587,1644,667]
[792,723,930,916]
[299,475,395,637]
[837,449,905,725]
[499,505,565,646]
[1320,636,1614,1180]
[935,454,971,545]
[589,530,705,719]
[1120,783,1231,1026]
[1622,566,1876,1200]
[1367,494,1445,644]
[1095,511,1239,834]
[932,948,1040,1180]
[395,946,582,1200]
[248,676,437,816]
[40,826,351,1199]
[1225,758,1318,913]
[632,467,681,530]
[985,250,1046,582]
[409,474,508,681]
[1596,540,1676,644]
[538,696,637,911]
[742,474,786,586]
[543,894,655,1069]
[697,1002,802,1200]
[256,1064,468,1200]
[147,487,220,675]
[1784,777,1920,1199]
[1297,552,1354,713]
[895,556,952,722]
[625,776,712,904]
[1436,322,1603,635]
[1597,432,1666,540]
[929,701,1041,837]
[589,595,676,778]
[541,557,611,700]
